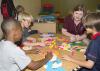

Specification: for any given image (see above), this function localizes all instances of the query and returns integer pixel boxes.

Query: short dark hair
[84,12,100,32]
[1,18,21,38]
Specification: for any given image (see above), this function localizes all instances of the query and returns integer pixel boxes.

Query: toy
[56,36,69,43]
[70,41,84,46]
[49,40,56,49]
[58,43,71,51]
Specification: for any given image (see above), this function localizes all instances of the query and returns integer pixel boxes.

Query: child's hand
[45,51,53,60]
[62,55,73,61]
[32,48,40,54]
[27,37,36,42]
[28,29,32,32]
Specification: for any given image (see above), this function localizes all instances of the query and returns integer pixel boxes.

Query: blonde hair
[18,12,33,22]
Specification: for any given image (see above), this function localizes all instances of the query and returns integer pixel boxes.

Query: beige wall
[0,0,3,39]
[14,0,41,17]
[41,0,100,16]
[0,10,3,39]
[0,0,41,39]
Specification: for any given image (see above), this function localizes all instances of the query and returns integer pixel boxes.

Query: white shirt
[0,40,31,71]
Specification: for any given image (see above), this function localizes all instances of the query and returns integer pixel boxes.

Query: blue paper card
[44,55,65,71]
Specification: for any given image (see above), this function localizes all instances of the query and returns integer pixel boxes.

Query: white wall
[14,0,41,17]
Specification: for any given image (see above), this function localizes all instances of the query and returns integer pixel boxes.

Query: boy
[16,5,25,20]
[62,12,100,71]
[15,12,38,46]
[17,12,38,42]
[16,12,41,54]
[0,18,53,71]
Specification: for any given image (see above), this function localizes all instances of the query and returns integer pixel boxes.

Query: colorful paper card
[44,54,65,71]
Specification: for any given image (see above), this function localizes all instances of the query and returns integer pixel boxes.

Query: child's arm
[75,33,87,41]
[62,55,94,69]
[27,51,53,70]
[24,48,40,54]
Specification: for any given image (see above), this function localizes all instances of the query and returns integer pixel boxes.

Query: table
[24,34,86,71]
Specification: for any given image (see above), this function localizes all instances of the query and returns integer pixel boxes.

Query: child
[62,12,100,71]
[0,18,53,71]
[18,12,38,41]
[16,5,25,14]
[15,12,39,46]
[16,5,25,20]
[17,12,42,54]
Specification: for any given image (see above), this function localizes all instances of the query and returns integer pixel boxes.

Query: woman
[62,5,87,42]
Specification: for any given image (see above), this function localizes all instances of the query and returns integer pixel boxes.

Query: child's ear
[21,20,25,23]
[93,27,96,31]
[20,20,25,27]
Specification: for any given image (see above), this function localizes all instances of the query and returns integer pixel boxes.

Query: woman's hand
[75,35,82,41]
[70,35,76,42]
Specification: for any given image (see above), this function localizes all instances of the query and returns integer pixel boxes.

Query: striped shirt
[63,16,86,35]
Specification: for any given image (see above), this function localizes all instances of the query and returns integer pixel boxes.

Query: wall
[0,9,3,39]
[0,0,41,39]
[14,0,41,17]
[41,0,100,16]
[0,0,3,39]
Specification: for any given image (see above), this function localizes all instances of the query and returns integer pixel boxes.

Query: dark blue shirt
[22,28,30,41]
[22,28,38,41]
[80,36,100,71]
[15,28,38,46]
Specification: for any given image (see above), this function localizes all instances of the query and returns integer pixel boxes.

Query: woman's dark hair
[73,4,85,11]
[73,4,86,15]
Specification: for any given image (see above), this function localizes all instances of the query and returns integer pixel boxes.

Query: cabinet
[31,22,56,33]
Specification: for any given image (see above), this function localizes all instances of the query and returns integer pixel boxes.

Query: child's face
[14,28,22,41]
[86,28,93,34]
[23,19,31,28]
